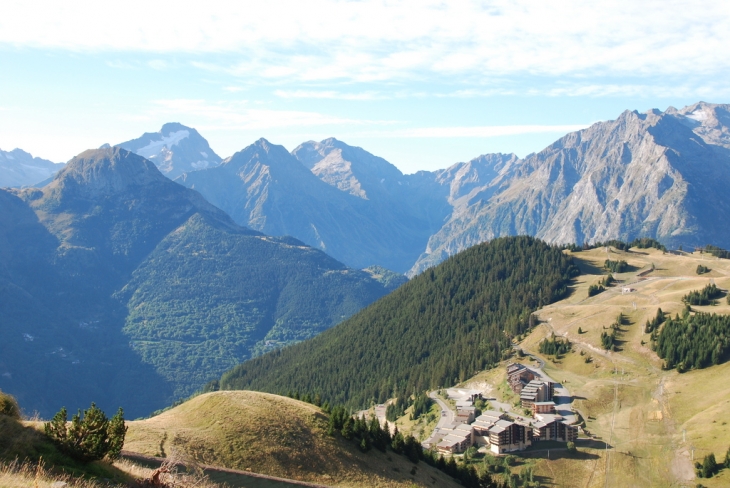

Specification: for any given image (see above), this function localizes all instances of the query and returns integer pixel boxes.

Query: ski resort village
[415,362,579,456]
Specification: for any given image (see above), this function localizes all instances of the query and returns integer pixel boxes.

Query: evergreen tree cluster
[644,308,665,334]
[703,244,730,259]
[385,396,410,422]
[682,284,723,306]
[538,335,571,357]
[604,259,629,273]
[696,264,710,275]
[655,312,730,371]
[587,283,605,297]
[44,403,127,463]
[600,313,623,351]
[696,447,730,478]
[600,331,615,351]
[410,393,434,421]
[218,237,579,409]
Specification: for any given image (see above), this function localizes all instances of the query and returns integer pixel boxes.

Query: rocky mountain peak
[292,138,404,200]
[47,147,169,199]
[117,123,222,179]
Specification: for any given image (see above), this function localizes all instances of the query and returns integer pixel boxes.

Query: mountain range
[109,102,730,275]
[0,147,390,418]
[6,102,726,276]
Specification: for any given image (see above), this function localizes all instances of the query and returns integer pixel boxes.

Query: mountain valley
[0,147,391,418]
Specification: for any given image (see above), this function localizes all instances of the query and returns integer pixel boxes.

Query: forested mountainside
[410,102,730,275]
[217,236,579,408]
[0,147,390,418]
[0,148,64,187]
[117,122,222,178]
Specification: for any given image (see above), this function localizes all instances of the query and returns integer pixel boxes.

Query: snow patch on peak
[686,109,708,122]
[200,151,208,158]
[136,130,190,160]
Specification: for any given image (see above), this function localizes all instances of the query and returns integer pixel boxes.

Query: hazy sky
[1,0,728,173]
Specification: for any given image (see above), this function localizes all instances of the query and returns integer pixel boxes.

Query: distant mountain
[409,102,730,275]
[117,122,221,179]
[0,147,389,418]
[176,138,437,273]
[0,148,64,187]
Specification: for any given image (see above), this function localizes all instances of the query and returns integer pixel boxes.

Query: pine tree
[44,403,126,463]
[359,436,370,452]
[106,408,127,461]
[391,430,405,454]
[702,453,717,478]
[340,417,354,440]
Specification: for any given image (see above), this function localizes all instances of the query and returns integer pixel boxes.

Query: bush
[44,403,127,463]
[0,391,20,419]
[567,441,577,453]
[696,264,710,275]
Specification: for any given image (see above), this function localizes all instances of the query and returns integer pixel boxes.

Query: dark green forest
[654,312,730,371]
[217,236,579,408]
[682,283,724,306]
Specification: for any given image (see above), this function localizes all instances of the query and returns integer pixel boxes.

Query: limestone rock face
[409,102,730,276]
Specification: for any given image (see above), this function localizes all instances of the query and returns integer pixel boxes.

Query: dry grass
[125,390,461,488]
[466,247,730,487]
[0,458,117,488]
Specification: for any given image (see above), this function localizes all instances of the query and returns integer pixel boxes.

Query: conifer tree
[702,453,717,478]
[340,417,354,440]
[44,403,126,463]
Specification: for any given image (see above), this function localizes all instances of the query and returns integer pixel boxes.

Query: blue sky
[1,0,729,173]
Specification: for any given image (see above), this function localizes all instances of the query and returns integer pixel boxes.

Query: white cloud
[1,1,728,83]
[273,90,386,100]
[360,125,591,138]
[148,99,382,130]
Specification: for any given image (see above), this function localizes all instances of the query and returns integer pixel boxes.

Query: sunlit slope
[516,246,730,487]
[125,390,461,488]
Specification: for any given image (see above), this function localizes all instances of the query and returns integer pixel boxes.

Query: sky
[1,0,729,174]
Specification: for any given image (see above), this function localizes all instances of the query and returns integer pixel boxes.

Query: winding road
[421,390,455,448]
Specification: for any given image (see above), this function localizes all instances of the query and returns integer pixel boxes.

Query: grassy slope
[506,247,730,487]
[124,390,461,488]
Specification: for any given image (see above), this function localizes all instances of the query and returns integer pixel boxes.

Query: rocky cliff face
[117,122,222,179]
[177,138,437,273]
[0,148,64,187]
[409,102,730,275]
